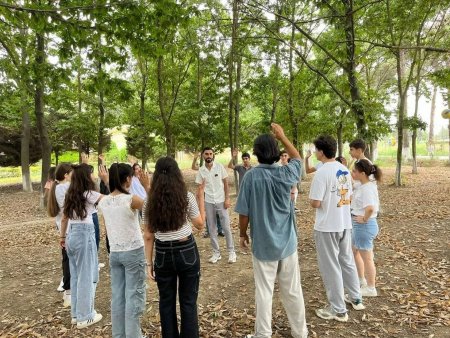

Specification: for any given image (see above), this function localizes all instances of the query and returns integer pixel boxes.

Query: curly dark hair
[313,135,337,159]
[64,164,97,220]
[146,157,188,233]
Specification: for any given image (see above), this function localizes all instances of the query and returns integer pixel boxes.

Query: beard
[205,158,213,163]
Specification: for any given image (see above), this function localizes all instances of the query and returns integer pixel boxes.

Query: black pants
[154,235,200,338]
[62,247,70,290]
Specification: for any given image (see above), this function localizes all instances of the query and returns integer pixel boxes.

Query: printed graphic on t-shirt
[332,169,350,207]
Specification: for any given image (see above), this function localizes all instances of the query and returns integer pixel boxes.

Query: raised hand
[270,123,286,140]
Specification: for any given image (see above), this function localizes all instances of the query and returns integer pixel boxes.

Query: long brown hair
[63,164,96,220]
[47,163,72,217]
[146,157,188,232]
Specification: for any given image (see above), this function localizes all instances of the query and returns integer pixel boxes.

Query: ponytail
[354,159,382,182]
[47,163,72,217]
[109,163,133,194]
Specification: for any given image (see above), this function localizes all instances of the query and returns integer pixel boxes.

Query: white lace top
[97,194,144,252]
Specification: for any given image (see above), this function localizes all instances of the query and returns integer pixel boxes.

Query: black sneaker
[218,232,225,237]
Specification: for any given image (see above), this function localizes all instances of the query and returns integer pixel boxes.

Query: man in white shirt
[195,147,236,264]
[309,135,364,323]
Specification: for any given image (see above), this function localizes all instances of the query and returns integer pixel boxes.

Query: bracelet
[145,263,152,266]
[60,236,66,239]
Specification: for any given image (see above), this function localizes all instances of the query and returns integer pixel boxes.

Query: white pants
[252,251,308,338]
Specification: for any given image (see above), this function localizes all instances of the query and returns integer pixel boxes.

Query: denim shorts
[352,218,378,250]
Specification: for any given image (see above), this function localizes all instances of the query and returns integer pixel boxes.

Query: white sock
[359,277,367,286]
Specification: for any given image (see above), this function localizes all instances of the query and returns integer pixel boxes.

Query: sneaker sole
[315,309,348,322]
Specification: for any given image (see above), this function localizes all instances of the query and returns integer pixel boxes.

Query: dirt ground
[0,166,449,338]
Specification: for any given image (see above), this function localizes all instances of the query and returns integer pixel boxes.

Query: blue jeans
[66,223,99,321]
[110,247,146,338]
[92,212,100,251]
[205,213,223,234]
[154,235,200,338]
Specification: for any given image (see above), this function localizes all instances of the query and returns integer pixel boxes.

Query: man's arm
[239,214,250,249]
[228,158,235,170]
[305,150,316,174]
[310,200,321,208]
[271,123,301,160]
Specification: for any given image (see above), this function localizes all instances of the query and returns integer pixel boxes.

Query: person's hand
[98,165,109,184]
[139,171,151,191]
[353,215,367,224]
[306,150,312,158]
[60,237,66,249]
[81,152,89,164]
[224,198,231,209]
[240,234,250,249]
[270,123,285,140]
[98,153,106,165]
[232,148,238,157]
[147,265,155,281]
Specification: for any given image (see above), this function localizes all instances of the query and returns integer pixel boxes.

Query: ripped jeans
[154,235,201,338]
[110,246,146,338]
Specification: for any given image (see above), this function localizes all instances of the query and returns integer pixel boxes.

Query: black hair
[349,139,366,151]
[354,159,382,182]
[313,135,337,159]
[241,152,250,159]
[109,163,133,194]
[253,134,280,164]
[279,149,288,156]
[202,147,214,154]
[146,157,188,233]
[48,166,56,181]
[335,156,345,164]
[132,163,141,170]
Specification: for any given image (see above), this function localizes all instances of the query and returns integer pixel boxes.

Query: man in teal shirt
[235,123,307,338]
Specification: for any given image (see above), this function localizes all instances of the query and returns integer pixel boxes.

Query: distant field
[1,141,448,185]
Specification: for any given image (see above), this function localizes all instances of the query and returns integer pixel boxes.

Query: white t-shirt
[195,162,228,204]
[315,162,324,171]
[129,176,147,200]
[55,182,70,231]
[142,192,200,241]
[350,182,379,218]
[97,194,144,252]
[309,161,353,232]
[68,190,101,225]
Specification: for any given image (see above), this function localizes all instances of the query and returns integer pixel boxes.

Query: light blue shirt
[235,158,301,261]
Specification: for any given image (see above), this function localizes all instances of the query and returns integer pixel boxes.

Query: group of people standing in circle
[45,123,380,338]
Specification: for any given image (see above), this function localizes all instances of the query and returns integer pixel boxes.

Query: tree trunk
[370,141,378,162]
[288,1,298,149]
[428,85,437,157]
[21,109,33,192]
[139,58,148,170]
[337,121,343,157]
[411,80,420,173]
[97,62,106,166]
[34,32,51,208]
[447,89,450,163]
[394,50,406,186]
[342,0,366,139]
[271,0,281,123]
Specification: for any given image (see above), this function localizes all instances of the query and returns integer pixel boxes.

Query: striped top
[142,192,200,241]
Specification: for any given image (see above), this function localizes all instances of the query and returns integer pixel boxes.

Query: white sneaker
[361,286,378,297]
[208,253,221,263]
[344,294,365,310]
[71,318,77,325]
[63,290,71,308]
[57,278,64,292]
[316,306,348,322]
[76,312,102,329]
[98,262,105,269]
[228,252,237,263]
